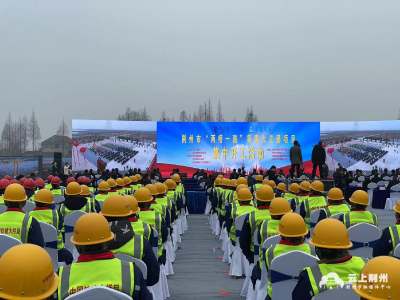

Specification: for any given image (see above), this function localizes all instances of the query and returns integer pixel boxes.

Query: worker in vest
[80,184,101,213]
[318,188,350,222]
[227,188,257,245]
[100,194,160,286]
[172,173,184,195]
[353,256,400,300]
[224,183,249,228]
[45,175,53,189]
[135,187,168,265]
[136,174,143,188]
[267,180,276,194]
[146,184,170,228]
[372,199,400,257]
[130,175,140,193]
[125,195,153,243]
[84,177,95,193]
[50,176,64,196]
[339,190,378,228]
[0,244,59,300]
[77,176,85,185]
[164,179,179,220]
[154,182,176,223]
[262,213,314,300]
[0,184,44,246]
[290,181,310,211]
[29,189,73,265]
[275,182,286,197]
[240,185,275,264]
[57,213,152,300]
[107,178,119,195]
[283,182,299,202]
[95,181,110,204]
[251,175,263,193]
[300,180,328,231]
[0,179,11,205]
[23,178,36,201]
[214,174,223,187]
[59,182,94,218]
[115,178,125,195]
[218,179,236,227]
[123,176,132,195]
[292,218,368,300]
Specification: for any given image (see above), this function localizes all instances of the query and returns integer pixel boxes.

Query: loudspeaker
[54,152,62,173]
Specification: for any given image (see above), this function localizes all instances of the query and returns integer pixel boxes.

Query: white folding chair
[367,182,377,202]
[0,234,21,257]
[38,221,59,270]
[229,213,249,277]
[114,253,148,282]
[270,251,318,300]
[358,176,365,182]
[383,176,392,181]
[64,211,86,263]
[64,286,132,300]
[0,205,6,214]
[312,284,359,299]
[348,223,381,258]
[309,209,322,236]
[349,181,358,187]
[23,201,35,213]
[393,244,400,258]
[329,213,344,220]
[390,186,400,202]
[53,195,65,210]
[377,181,386,187]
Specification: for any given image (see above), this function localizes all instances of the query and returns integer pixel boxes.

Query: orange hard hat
[98,181,110,191]
[116,178,125,187]
[2,184,27,202]
[155,182,168,195]
[254,185,275,202]
[123,177,132,185]
[309,218,353,249]
[134,187,153,203]
[145,184,158,196]
[267,180,276,189]
[100,194,132,217]
[215,178,222,186]
[172,174,181,183]
[256,175,263,181]
[124,195,140,214]
[34,189,54,204]
[71,213,114,246]
[130,176,138,183]
[262,179,269,185]
[310,180,324,193]
[349,190,369,206]
[299,181,310,192]
[107,178,116,188]
[164,179,176,190]
[277,182,286,191]
[268,198,292,215]
[135,174,142,180]
[229,179,237,187]
[237,177,247,186]
[277,213,308,237]
[236,184,248,193]
[288,183,300,194]
[222,178,230,186]
[236,188,253,201]
[80,185,91,196]
[327,188,344,201]
[65,182,82,196]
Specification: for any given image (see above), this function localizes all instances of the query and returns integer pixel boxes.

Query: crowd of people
[345,144,388,165]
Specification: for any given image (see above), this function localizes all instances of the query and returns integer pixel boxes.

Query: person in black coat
[52,162,58,176]
[230,169,238,179]
[311,141,326,178]
[387,175,400,190]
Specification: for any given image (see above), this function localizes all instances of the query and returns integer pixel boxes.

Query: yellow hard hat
[65,182,82,196]
[135,174,142,180]
[262,179,269,185]
[277,213,308,237]
[80,185,91,196]
[100,194,132,217]
[267,180,276,189]
[394,200,400,214]
[116,178,125,187]
[134,187,153,203]
[229,179,237,187]
[123,177,132,185]
[172,174,181,183]
[309,219,353,249]
[236,184,248,193]
[2,183,27,202]
[107,178,116,188]
[288,183,300,194]
[215,178,222,186]
[125,195,140,214]
[145,184,158,196]
[349,190,369,206]
[255,185,275,202]
[222,178,230,186]
[155,182,167,195]
[98,181,110,191]
[277,182,286,192]
[327,188,344,201]
[237,177,247,186]
[130,176,138,183]
[0,244,59,300]
[300,181,310,192]
[71,213,114,246]
[236,188,253,201]
[217,174,223,179]
[163,184,169,193]
[353,256,400,300]
[164,179,176,190]
[269,198,292,215]
[34,189,54,204]
[310,180,324,193]
[256,175,263,181]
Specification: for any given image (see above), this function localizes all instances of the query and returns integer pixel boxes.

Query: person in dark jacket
[230,169,238,179]
[311,141,326,179]
[371,172,380,184]
[290,141,303,177]
[380,168,390,180]
[52,161,58,176]
[387,175,400,190]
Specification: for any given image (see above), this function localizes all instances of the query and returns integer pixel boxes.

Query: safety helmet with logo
[145,184,158,196]
[155,182,167,195]
[236,188,253,202]
[288,183,300,194]
[107,178,116,188]
[134,187,153,203]
[349,190,369,206]
[310,180,324,193]
[236,184,248,194]
[215,178,222,186]
[309,218,353,249]
[80,185,91,196]
[327,188,344,201]
[34,189,54,204]
[135,174,142,181]
[51,176,61,185]
[262,179,269,185]
[124,195,140,214]
[116,178,125,187]
[255,185,275,202]
[393,200,400,214]
[67,177,76,184]
[0,179,11,190]
[2,184,27,201]
[256,175,263,182]
[19,177,26,185]
[10,179,18,184]
[277,213,308,237]
[268,198,292,215]
[217,174,223,179]
[130,176,138,183]
[23,178,36,190]
[123,177,132,186]
[3,175,11,181]
[164,179,176,190]
[98,181,110,191]
[84,177,91,185]
[100,194,132,217]
[35,178,45,188]
[353,256,400,300]
[65,182,82,196]
[299,181,310,192]
[277,182,286,192]
[237,177,248,186]
[229,179,237,187]
[71,213,114,245]
[267,180,276,189]
[77,176,85,183]
[222,178,230,187]
[0,244,59,300]
[172,174,181,183]
[47,175,54,182]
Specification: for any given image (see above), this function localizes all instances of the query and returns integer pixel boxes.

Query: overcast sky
[1,0,399,141]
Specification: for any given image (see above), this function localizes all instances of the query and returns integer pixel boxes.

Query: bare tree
[233,116,237,122]
[29,109,41,151]
[172,115,175,122]
[57,118,69,156]
[244,105,258,122]
[21,115,29,153]
[1,112,13,156]
[117,107,151,121]
[159,111,170,121]
[179,111,188,122]
[216,100,224,122]
[197,104,204,122]
[188,114,192,122]
[192,111,198,122]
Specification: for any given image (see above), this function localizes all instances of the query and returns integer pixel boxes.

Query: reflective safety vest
[108,190,119,196]
[156,196,174,212]
[58,258,135,300]
[131,220,151,241]
[116,188,125,195]
[166,191,178,217]
[176,184,184,194]
[289,195,309,207]
[265,243,313,298]
[229,205,256,242]
[130,184,140,194]
[60,199,94,217]
[138,210,163,257]
[51,189,64,196]
[253,183,262,192]
[0,196,4,205]
[305,256,368,297]
[258,219,280,268]
[45,183,52,189]
[123,186,132,195]
[95,193,109,203]
[150,202,167,218]
[283,192,297,201]
[88,187,95,193]
[220,190,233,217]
[304,196,328,230]
[322,204,350,218]
[343,211,378,229]
[388,224,400,255]
[0,211,33,243]
[111,235,144,260]
[248,209,271,252]
[29,209,64,250]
